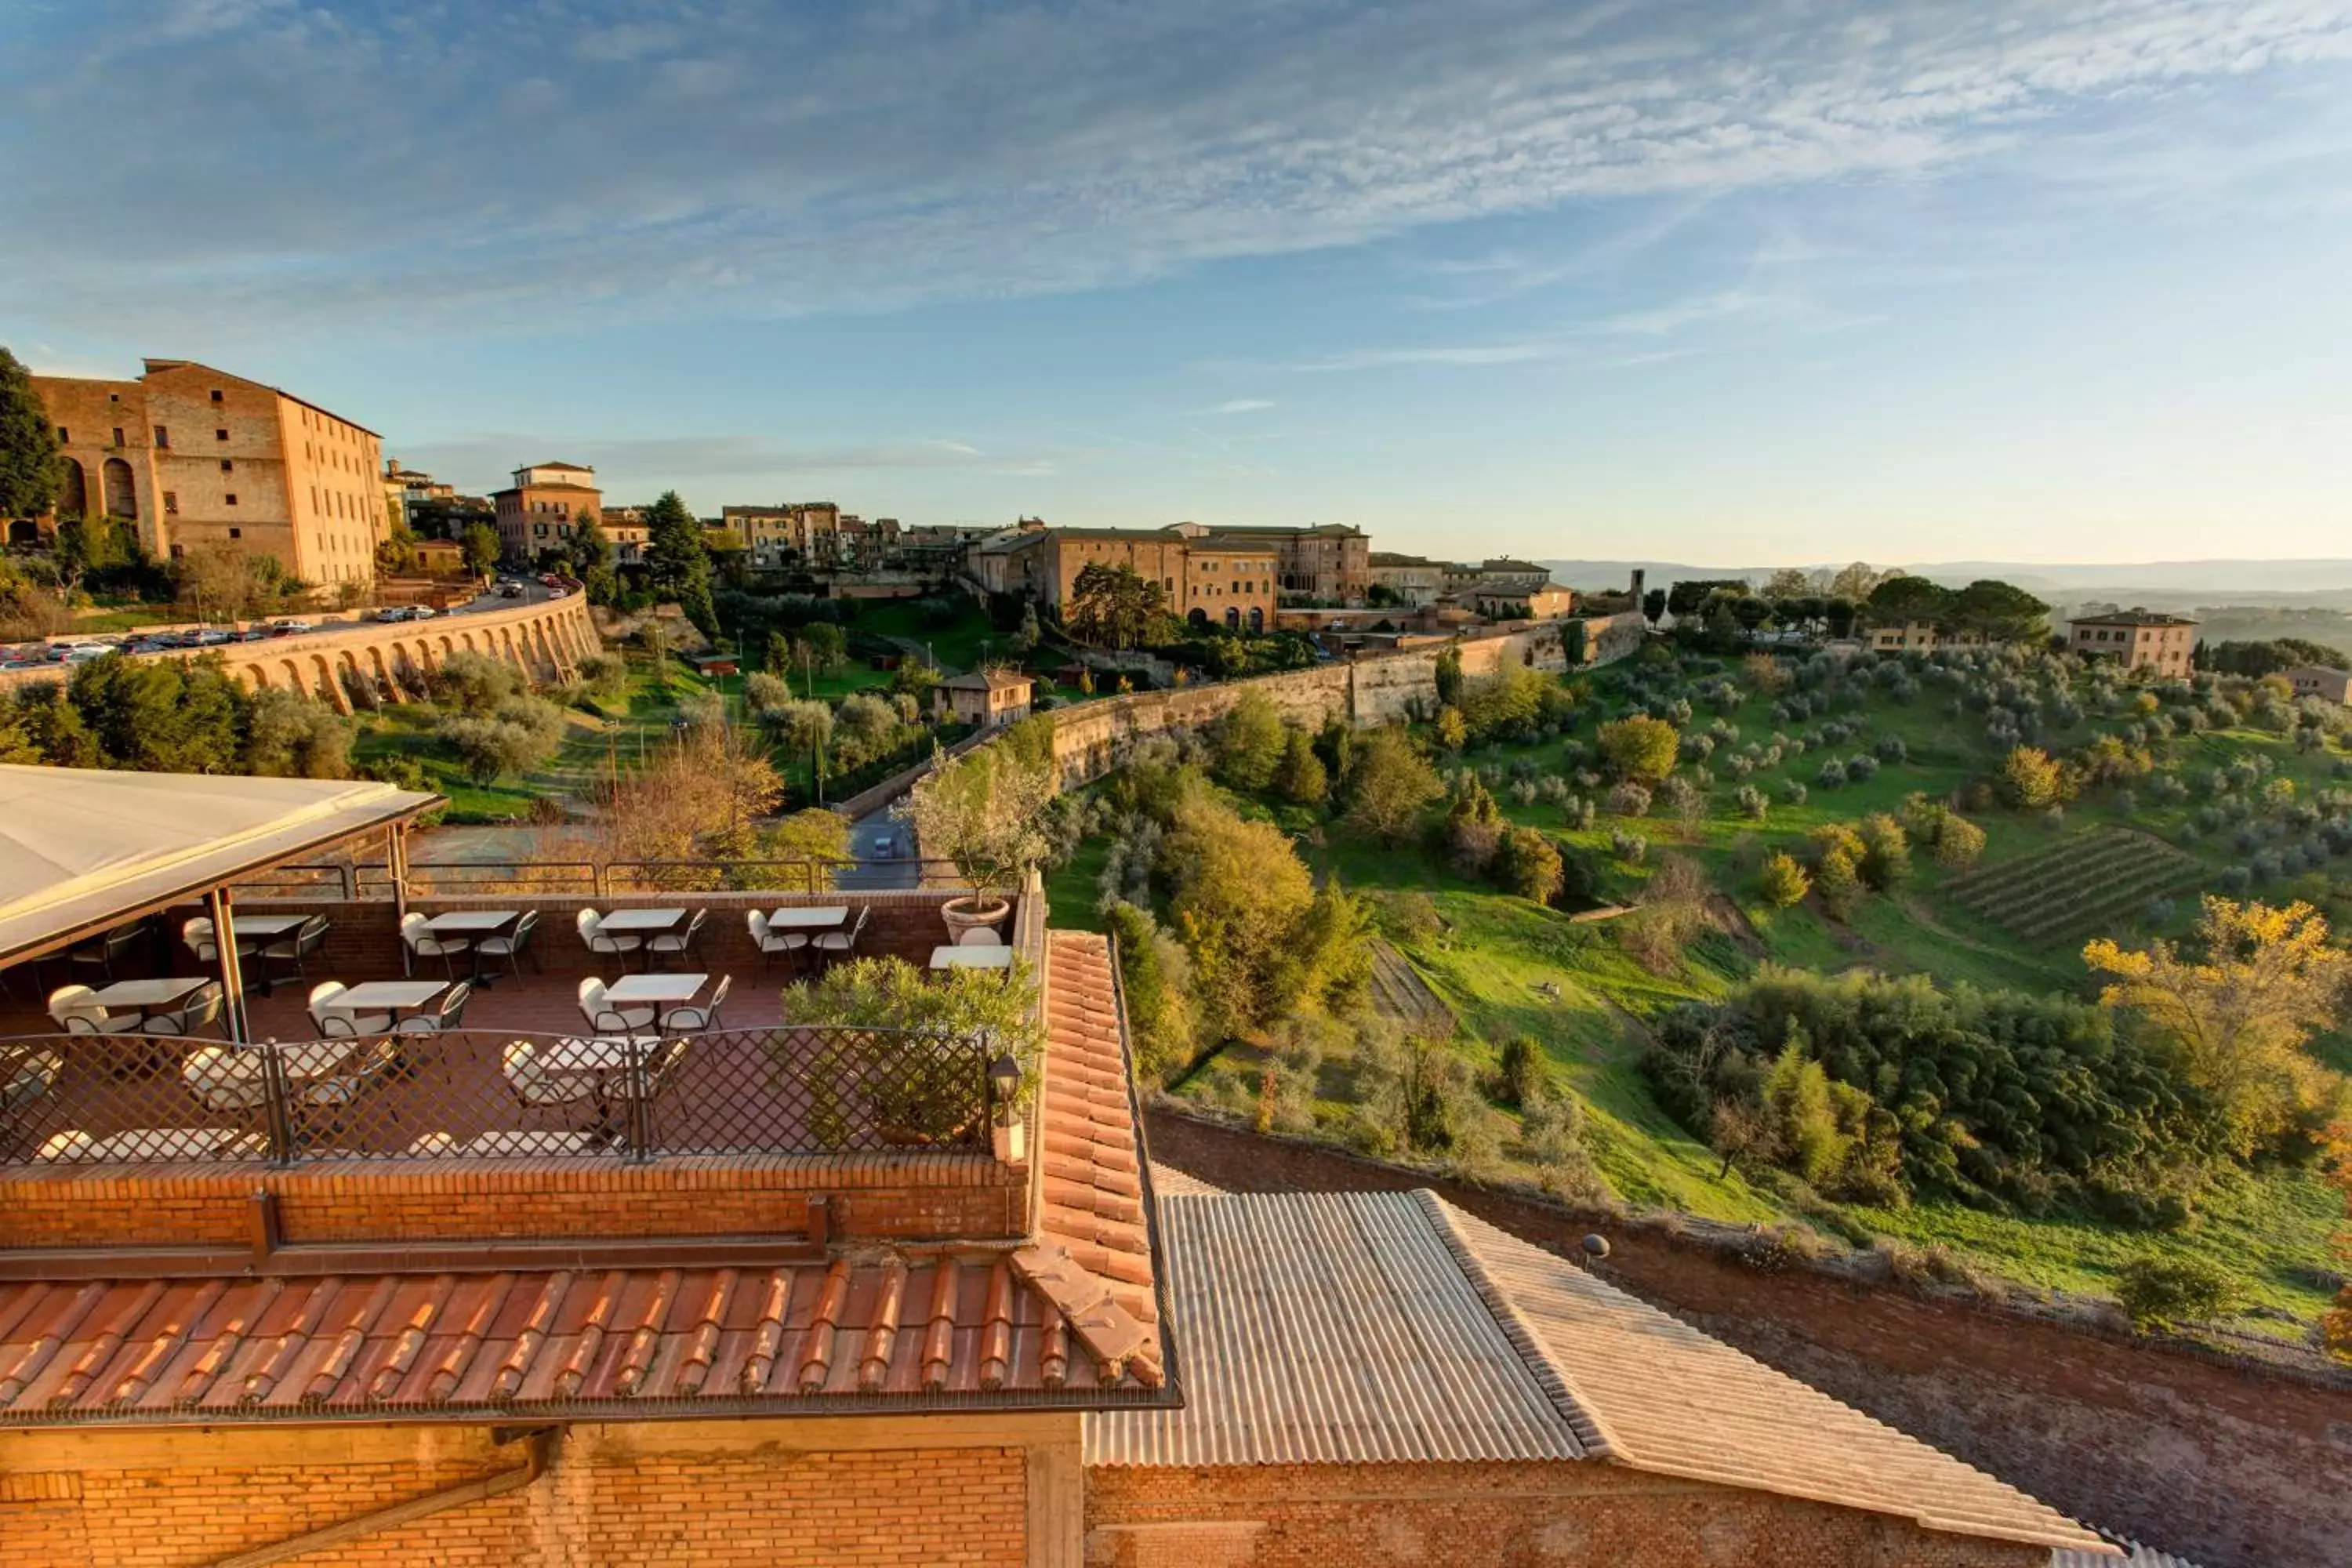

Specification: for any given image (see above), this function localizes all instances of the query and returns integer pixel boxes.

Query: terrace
[0,764,1058,1271]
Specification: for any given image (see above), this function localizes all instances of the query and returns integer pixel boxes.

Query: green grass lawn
[1083,650,2352,1334]
[353,656,722,822]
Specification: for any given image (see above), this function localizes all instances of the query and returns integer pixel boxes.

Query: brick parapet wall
[0,1152,1023,1249]
[1083,1461,2045,1568]
[0,1418,1051,1566]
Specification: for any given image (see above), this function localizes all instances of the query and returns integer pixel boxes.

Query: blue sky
[5,0,2351,564]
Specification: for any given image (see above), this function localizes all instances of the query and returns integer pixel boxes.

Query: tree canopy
[644,490,717,636]
[1067,562,1167,649]
[0,347,63,521]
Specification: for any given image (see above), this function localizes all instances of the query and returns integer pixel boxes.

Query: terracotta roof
[2053,1539,2202,1568]
[1088,1192,2108,1557]
[943,670,1034,692]
[0,1250,1170,1428]
[2067,611,2198,627]
[1019,931,1163,1390]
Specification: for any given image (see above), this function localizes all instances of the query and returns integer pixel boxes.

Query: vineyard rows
[1368,939,1456,1036]
[1944,829,2206,945]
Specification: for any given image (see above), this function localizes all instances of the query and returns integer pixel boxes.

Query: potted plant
[898,742,1055,940]
[782,956,1043,1149]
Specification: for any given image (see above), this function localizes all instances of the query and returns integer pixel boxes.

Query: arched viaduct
[0,595,602,717]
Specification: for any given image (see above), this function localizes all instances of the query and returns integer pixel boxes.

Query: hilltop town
[0,348,2347,1568]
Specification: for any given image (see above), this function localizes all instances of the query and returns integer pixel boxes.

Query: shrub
[1491,1035,1548,1109]
[1816,759,1847,789]
[1780,779,1808,806]
[2114,1255,2249,1332]
[1498,826,1566,903]
[1875,734,1907,764]
[1931,813,1986,867]
[1609,826,1648,866]
[1603,780,1653,818]
[1998,745,2064,808]
[1598,715,1680,782]
[435,696,568,785]
[1757,851,1810,907]
[1733,783,1769,822]
[1563,795,1596,831]
[1855,813,1911,890]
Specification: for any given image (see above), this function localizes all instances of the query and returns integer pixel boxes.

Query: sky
[5,0,2351,566]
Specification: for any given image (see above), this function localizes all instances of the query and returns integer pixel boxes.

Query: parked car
[373,606,412,622]
[267,619,315,637]
[499,583,524,599]
[546,587,570,599]
[191,628,233,645]
[408,604,437,619]
[234,628,268,641]
[61,642,114,662]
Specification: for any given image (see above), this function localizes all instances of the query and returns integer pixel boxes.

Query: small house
[937,667,1035,728]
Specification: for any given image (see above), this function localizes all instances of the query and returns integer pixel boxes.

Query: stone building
[938,667,1036,728]
[27,359,386,587]
[967,524,1280,633]
[493,462,602,564]
[2285,664,2351,703]
[1366,551,1444,606]
[2065,610,2197,677]
[722,503,902,568]
[1167,521,1370,604]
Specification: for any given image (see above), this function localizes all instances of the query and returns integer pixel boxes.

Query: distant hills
[1541,559,2352,606]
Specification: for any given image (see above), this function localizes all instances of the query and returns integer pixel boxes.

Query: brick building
[1167,521,1370,605]
[968,525,1279,633]
[1084,1189,2110,1568]
[1366,551,1444,606]
[27,360,386,587]
[2285,664,2351,703]
[722,503,902,568]
[2065,611,2197,677]
[493,462,603,564]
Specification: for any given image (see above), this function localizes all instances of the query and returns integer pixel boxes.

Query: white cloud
[5,0,2350,332]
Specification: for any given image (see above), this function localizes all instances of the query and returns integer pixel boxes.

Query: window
[56,426,67,443]
[220,459,234,473]
[210,389,223,403]
[225,494,238,506]
[154,425,169,448]
[163,492,178,514]
[111,427,125,447]
[170,544,183,560]
[216,429,229,442]
[108,392,119,403]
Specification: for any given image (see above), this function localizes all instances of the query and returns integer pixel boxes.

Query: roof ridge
[1410,1190,1617,1459]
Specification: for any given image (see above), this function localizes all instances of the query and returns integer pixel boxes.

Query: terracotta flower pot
[942,895,1011,943]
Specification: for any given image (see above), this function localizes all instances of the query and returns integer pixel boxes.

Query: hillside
[1043,639,2352,1348]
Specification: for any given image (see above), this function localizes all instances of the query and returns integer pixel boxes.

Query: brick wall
[1084,1461,2045,1568]
[1146,1109,2351,1568]
[1,1426,1035,1567]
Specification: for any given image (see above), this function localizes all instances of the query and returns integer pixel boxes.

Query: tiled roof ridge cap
[1409,1189,1615,1461]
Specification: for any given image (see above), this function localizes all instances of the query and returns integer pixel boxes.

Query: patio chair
[645,908,708,970]
[812,906,868,965]
[501,1038,604,1112]
[475,909,541,978]
[660,974,731,1033]
[257,913,330,985]
[577,977,653,1034]
[955,925,1007,947]
[1,1045,63,1113]
[182,1045,270,1113]
[182,916,257,966]
[143,981,224,1037]
[747,909,806,975]
[308,980,393,1036]
[400,912,473,981]
[296,1040,399,1109]
[394,980,472,1034]
[575,909,643,966]
[47,984,141,1035]
[68,924,146,983]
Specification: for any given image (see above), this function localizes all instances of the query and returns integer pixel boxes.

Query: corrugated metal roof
[1090,1191,2110,1558]
[2054,1539,2204,1568]
[1085,1191,1583,1466]
[1434,1200,2111,1554]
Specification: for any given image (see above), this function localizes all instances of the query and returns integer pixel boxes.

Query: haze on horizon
[5,0,2350,566]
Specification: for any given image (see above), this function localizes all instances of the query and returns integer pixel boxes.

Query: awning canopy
[0,766,441,966]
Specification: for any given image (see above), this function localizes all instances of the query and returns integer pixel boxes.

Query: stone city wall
[0,595,601,717]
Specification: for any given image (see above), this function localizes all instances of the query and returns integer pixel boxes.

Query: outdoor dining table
[593,909,686,936]
[423,909,521,985]
[929,946,1014,971]
[601,972,708,1007]
[765,906,848,930]
[540,1034,669,1143]
[89,976,211,1027]
[332,979,453,1028]
[226,914,307,994]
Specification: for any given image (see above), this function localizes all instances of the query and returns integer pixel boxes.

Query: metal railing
[245,857,974,900]
[0,1026,1000,1167]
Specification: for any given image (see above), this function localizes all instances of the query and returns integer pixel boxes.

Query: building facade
[2066,611,2197,677]
[2285,664,2351,703]
[29,360,386,587]
[969,525,1281,633]
[1168,521,1370,604]
[721,503,902,568]
[493,462,602,564]
[1366,552,1444,607]
[938,668,1036,728]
